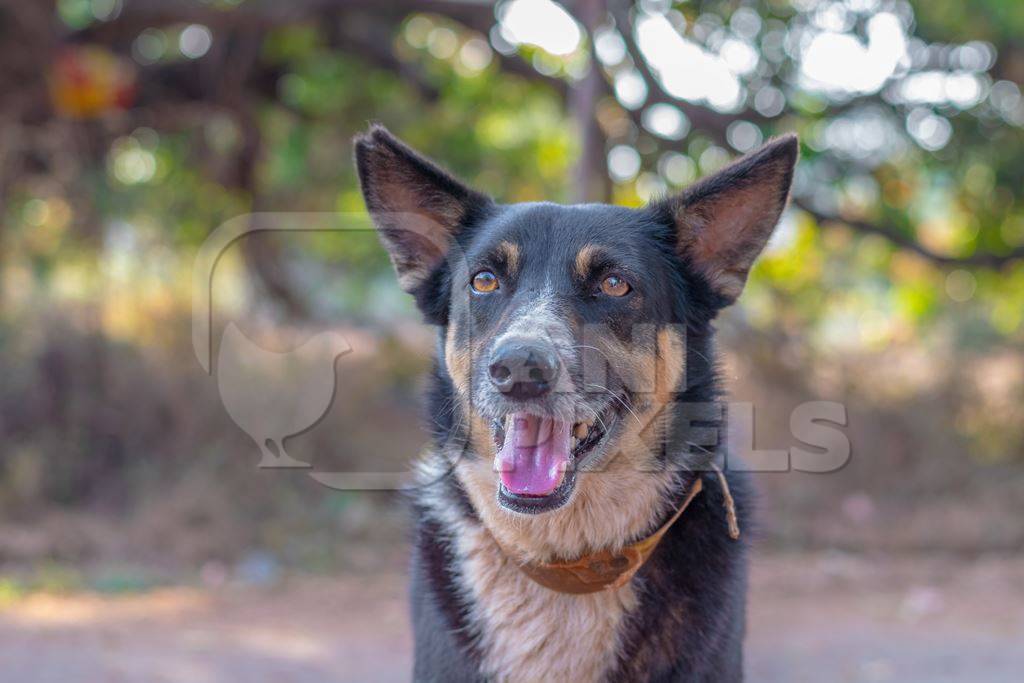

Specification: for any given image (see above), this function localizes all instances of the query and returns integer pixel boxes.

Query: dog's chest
[454,523,637,683]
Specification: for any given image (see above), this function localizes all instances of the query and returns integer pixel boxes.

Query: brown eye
[600,274,630,297]
[471,270,499,293]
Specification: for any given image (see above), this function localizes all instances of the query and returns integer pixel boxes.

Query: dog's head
[355,126,796,535]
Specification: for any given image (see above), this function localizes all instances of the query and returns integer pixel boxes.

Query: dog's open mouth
[490,402,620,514]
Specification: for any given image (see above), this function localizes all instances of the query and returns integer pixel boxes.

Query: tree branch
[604,3,1020,269]
[793,198,1024,268]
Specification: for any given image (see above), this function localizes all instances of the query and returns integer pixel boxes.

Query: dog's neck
[494,476,707,594]
[454,452,680,564]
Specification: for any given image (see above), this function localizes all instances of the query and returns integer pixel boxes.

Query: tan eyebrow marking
[497,240,521,275]
[574,244,600,279]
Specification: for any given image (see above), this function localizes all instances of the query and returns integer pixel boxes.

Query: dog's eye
[600,275,630,297]
[471,270,500,293]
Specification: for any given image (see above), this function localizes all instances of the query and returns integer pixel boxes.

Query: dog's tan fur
[445,321,472,396]
[456,518,637,682]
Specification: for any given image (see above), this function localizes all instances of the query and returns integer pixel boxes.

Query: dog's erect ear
[354,125,491,293]
[656,134,798,306]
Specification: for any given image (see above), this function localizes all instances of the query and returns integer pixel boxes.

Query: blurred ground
[2,551,1022,683]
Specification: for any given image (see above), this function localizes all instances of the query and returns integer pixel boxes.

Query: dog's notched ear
[657,134,798,306]
[354,125,491,293]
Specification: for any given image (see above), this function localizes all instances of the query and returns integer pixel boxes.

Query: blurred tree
[0,0,1021,531]
[1,0,1022,344]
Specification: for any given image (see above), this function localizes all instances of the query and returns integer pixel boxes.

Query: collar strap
[499,478,705,595]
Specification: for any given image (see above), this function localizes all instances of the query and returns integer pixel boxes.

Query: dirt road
[2,552,1022,682]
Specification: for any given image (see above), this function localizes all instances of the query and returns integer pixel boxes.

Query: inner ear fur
[657,134,798,306]
[353,125,491,293]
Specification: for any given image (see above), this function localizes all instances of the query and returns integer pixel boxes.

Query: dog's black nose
[488,340,560,399]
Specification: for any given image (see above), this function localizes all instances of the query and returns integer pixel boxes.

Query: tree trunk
[569,0,610,203]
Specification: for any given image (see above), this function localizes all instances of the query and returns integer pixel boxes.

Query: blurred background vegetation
[1,0,1023,591]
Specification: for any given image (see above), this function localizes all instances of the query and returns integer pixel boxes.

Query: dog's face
[356,126,796,522]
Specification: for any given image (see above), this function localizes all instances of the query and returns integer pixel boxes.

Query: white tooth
[571,437,579,449]
[573,423,588,439]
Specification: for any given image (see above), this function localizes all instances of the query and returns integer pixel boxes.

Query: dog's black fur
[355,125,797,682]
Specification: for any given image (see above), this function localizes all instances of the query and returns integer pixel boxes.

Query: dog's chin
[489,400,623,516]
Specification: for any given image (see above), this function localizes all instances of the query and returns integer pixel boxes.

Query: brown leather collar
[497,478,705,595]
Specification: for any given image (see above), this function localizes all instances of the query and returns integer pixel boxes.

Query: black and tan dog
[355,125,797,682]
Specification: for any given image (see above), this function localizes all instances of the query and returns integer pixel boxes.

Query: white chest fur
[454,521,638,683]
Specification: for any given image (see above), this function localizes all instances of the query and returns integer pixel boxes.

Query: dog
[354,125,797,682]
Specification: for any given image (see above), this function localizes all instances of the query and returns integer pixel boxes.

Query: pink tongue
[496,413,572,497]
